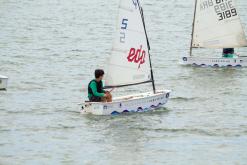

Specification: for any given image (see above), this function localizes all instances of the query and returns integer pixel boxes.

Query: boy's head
[95,69,104,80]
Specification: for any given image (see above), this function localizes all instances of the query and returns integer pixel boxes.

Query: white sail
[192,0,247,48]
[104,0,152,88]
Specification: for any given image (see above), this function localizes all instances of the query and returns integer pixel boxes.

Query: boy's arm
[90,81,105,97]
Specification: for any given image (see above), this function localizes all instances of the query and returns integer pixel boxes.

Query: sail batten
[123,28,146,34]
[111,48,128,53]
[192,0,247,49]
[119,6,133,12]
[107,63,151,71]
[105,0,153,88]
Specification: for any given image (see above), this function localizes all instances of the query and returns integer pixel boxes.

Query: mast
[137,0,156,94]
[189,0,198,56]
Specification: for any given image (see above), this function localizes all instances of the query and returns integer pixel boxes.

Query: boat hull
[0,75,8,90]
[180,56,247,67]
[80,90,171,115]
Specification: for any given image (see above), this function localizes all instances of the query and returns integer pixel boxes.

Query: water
[1,0,247,164]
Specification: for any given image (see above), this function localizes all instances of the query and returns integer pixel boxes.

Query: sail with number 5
[104,0,154,89]
[191,0,247,49]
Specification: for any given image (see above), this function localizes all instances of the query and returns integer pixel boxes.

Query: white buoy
[0,75,8,90]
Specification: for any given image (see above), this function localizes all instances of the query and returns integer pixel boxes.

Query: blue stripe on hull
[110,102,164,115]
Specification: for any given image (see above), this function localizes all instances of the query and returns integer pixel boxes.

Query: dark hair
[95,69,104,78]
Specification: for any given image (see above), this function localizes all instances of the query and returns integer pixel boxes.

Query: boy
[88,69,112,102]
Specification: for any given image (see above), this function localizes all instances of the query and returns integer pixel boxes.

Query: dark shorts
[89,96,102,102]
[223,48,234,54]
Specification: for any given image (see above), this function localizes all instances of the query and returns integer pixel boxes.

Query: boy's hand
[104,91,111,97]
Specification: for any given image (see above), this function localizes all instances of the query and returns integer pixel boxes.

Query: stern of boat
[81,103,105,115]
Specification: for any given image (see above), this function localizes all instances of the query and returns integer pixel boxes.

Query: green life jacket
[88,80,103,98]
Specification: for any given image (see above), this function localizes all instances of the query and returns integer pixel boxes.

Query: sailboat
[181,0,247,67]
[81,0,171,115]
[0,75,8,90]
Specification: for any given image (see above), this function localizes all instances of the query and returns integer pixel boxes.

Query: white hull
[180,56,247,67]
[80,90,171,115]
[0,75,8,90]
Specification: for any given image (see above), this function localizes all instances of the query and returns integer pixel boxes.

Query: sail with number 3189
[80,0,170,115]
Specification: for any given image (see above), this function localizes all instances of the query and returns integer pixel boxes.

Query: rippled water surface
[1,0,247,164]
